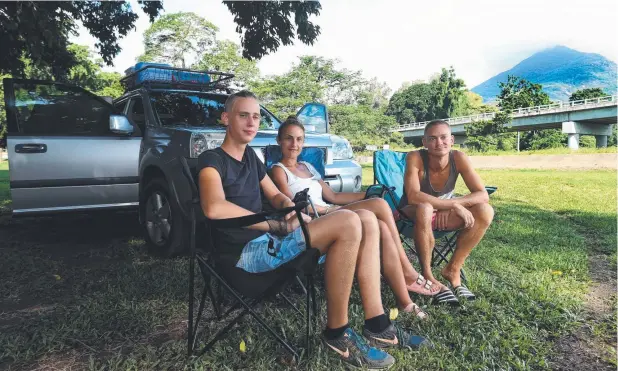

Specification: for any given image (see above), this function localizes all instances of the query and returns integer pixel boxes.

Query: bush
[579,135,596,148]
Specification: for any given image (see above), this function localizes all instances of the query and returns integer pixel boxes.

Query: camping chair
[370,149,497,284]
[170,156,321,360]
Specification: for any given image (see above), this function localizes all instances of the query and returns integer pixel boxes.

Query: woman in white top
[272,117,440,319]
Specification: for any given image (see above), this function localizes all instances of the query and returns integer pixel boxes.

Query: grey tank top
[399,149,459,207]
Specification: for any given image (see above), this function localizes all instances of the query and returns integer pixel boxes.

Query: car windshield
[149,91,280,129]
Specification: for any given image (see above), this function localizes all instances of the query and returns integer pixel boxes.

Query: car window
[113,99,127,113]
[12,82,113,135]
[149,92,280,129]
[128,98,146,129]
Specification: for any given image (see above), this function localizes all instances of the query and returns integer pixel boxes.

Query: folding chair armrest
[364,184,395,200]
[209,202,309,229]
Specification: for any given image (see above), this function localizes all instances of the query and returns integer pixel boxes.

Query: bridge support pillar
[567,133,580,150]
[562,121,612,150]
[595,135,608,148]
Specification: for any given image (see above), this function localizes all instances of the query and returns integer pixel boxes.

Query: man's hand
[453,204,474,229]
[435,210,451,231]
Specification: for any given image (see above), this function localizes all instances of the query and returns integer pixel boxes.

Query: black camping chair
[170,157,321,360]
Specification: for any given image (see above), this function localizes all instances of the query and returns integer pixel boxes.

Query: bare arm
[449,151,489,207]
[260,171,296,211]
[403,151,488,210]
[320,181,365,205]
[199,167,270,231]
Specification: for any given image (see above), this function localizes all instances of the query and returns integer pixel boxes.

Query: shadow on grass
[0,196,614,370]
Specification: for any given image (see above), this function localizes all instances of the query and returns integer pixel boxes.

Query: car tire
[141,177,185,258]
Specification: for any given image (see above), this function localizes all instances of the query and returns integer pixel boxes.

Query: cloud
[70,0,618,92]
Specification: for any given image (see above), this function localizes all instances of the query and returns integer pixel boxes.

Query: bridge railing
[394,94,617,131]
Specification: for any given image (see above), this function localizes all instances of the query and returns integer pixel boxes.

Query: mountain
[471,45,617,102]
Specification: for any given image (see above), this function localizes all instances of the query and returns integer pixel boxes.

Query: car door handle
[15,143,47,154]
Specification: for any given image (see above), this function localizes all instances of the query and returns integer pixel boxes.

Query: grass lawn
[0,163,616,370]
[0,161,9,211]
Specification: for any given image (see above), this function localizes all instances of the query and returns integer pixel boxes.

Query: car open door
[2,78,142,215]
[297,103,329,134]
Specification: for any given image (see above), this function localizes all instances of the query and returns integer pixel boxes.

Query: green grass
[0,161,9,211]
[0,164,616,370]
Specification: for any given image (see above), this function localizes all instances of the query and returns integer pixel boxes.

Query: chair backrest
[373,149,408,211]
[263,145,326,179]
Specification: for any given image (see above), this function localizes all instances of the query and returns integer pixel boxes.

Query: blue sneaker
[363,322,433,350]
[322,327,395,369]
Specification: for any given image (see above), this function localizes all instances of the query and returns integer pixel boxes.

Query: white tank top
[273,162,330,207]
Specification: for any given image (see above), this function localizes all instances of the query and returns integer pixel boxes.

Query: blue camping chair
[371,149,497,284]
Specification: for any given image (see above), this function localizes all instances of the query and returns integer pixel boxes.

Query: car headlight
[190,132,225,158]
[332,139,354,160]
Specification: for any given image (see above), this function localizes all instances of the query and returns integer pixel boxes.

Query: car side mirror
[110,115,134,135]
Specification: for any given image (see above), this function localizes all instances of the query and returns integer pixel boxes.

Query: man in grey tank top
[399,120,494,303]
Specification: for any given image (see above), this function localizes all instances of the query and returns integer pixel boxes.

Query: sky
[71,0,618,94]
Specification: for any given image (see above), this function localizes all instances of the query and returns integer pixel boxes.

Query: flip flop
[433,287,460,306]
[407,274,439,296]
[402,302,429,320]
[453,285,476,301]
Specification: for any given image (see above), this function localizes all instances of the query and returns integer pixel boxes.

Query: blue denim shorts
[235,227,325,273]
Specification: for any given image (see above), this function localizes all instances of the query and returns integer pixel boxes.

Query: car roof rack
[120,63,235,92]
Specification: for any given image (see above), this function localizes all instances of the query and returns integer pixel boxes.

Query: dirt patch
[471,153,617,170]
[550,251,617,369]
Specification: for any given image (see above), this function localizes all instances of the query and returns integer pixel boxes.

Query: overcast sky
[72,0,618,94]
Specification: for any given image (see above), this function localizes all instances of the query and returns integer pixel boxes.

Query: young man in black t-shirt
[197,91,430,369]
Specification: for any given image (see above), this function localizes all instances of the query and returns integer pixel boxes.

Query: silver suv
[2,65,362,256]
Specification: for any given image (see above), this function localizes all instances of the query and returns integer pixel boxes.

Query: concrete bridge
[393,95,617,149]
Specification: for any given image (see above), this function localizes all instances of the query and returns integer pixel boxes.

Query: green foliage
[251,56,396,150]
[579,135,596,148]
[521,129,567,150]
[0,1,162,77]
[194,40,260,89]
[386,67,470,124]
[386,83,435,124]
[498,75,551,110]
[139,12,218,68]
[431,67,468,118]
[464,112,511,152]
[251,56,366,118]
[328,105,397,151]
[223,1,321,60]
[569,87,610,101]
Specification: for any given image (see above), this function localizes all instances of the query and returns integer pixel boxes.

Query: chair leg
[201,264,301,359]
[280,293,304,318]
[188,254,196,357]
[306,274,311,358]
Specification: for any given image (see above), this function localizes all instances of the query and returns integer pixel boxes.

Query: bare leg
[375,220,413,309]
[441,203,494,287]
[342,198,439,293]
[307,209,386,327]
[353,209,386,319]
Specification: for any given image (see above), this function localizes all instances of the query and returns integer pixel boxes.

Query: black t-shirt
[197,146,267,262]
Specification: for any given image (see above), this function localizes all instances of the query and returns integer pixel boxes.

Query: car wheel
[141,177,184,257]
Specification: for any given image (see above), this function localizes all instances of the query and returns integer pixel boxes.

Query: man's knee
[415,202,433,223]
[472,203,494,227]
